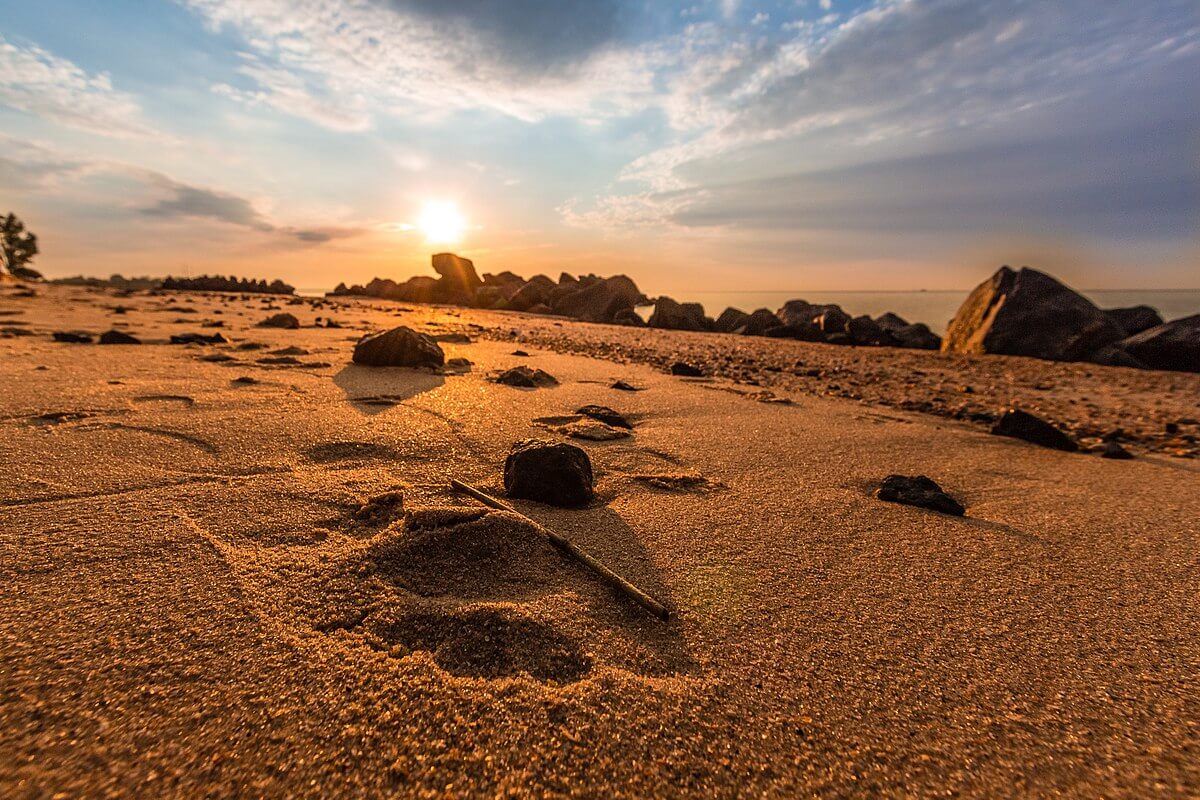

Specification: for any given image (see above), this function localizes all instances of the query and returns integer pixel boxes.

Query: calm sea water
[645,290,1200,334]
[300,286,1200,334]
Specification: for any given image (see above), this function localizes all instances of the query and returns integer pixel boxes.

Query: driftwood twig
[449,478,670,621]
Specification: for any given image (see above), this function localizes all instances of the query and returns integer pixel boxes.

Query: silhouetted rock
[612,308,645,327]
[495,366,558,388]
[874,312,909,332]
[649,297,708,331]
[670,361,704,377]
[847,315,886,345]
[397,276,439,303]
[1086,345,1146,369]
[504,439,594,507]
[162,274,294,294]
[943,266,1124,361]
[99,330,140,345]
[715,307,750,333]
[610,380,642,391]
[507,275,556,311]
[431,252,483,305]
[575,405,631,429]
[1116,314,1200,373]
[891,323,941,350]
[258,312,300,329]
[777,299,840,328]
[1105,305,1163,336]
[551,275,645,323]
[170,332,229,345]
[764,323,823,341]
[991,409,1078,451]
[816,307,850,335]
[740,308,782,336]
[352,326,444,368]
[1101,441,1134,459]
[876,475,965,516]
[52,331,92,343]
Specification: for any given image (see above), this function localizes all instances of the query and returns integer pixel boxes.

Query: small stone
[1101,441,1134,460]
[876,475,965,516]
[495,366,558,388]
[575,405,631,429]
[171,332,229,345]
[991,409,1078,452]
[353,326,445,368]
[670,362,704,377]
[98,330,140,345]
[504,439,594,507]
[511,350,530,356]
[200,353,235,363]
[231,376,259,385]
[52,331,92,343]
[258,312,300,329]
[610,380,643,391]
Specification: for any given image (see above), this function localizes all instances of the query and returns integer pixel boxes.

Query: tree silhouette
[2,213,39,278]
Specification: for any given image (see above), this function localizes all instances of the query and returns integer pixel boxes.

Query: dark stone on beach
[171,332,229,345]
[943,266,1124,361]
[231,376,259,385]
[876,475,965,516]
[1105,305,1163,336]
[511,350,529,356]
[816,307,851,335]
[433,332,471,343]
[1086,345,1146,369]
[991,409,1078,452]
[670,361,704,377]
[353,326,445,368]
[575,405,631,429]
[891,323,942,350]
[612,308,646,327]
[201,353,235,362]
[739,309,782,337]
[610,380,643,391]
[99,330,140,345]
[715,307,750,333]
[1115,314,1200,373]
[551,275,645,323]
[432,252,483,305]
[258,312,300,329]
[1101,441,1134,460]
[507,275,556,311]
[649,297,708,331]
[874,312,909,332]
[495,366,558,388]
[847,315,886,346]
[504,439,594,507]
[52,331,93,343]
[764,323,823,341]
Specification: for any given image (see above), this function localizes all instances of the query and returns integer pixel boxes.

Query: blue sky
[1,0,1197,291]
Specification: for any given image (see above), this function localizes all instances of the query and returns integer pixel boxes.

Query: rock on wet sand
[991,409,1078,452]
[504,439,594,507]
[353,326,445,368]
[876,474,965,516]
[495,366,558,388]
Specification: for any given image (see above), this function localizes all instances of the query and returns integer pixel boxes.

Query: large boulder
[549,275,645,323]
[715,307,750,333]
[612,308,646,327]
[397,276,439,303]
[507,275,556,311]
[1116,314,1200,373]
[816,307,850,335]
[504,439,594,507]
[777,299,841,328]
[942,266,1124,361]
[874,312,909,332]
[353,326,444,368]
[364,277,400,299]
[648,297,708,331]
[481,271,526,297]
[1105,305,1164,336]
[739,308,782,336]
[431,252,482,305]
[891,323,941,350]
[847,315,887,346]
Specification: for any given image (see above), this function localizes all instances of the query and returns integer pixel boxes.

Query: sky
[1,0,1197,293]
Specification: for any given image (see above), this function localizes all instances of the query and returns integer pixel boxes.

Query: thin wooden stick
[449,478,670,621]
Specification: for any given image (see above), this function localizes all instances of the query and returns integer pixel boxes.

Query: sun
[417,200,466,245]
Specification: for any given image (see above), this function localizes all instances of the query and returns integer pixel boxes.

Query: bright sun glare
[417,200,466,244]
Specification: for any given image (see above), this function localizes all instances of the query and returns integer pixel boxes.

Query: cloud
[0,36,159,139]
[140,178,275,231]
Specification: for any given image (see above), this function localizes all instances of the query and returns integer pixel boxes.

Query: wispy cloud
[0,35,160,139]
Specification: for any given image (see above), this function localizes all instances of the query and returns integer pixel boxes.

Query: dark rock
[352,326,445,368]
[777,299,841,328]
[98,330,140,345]
[891,323,942,350]
[258,312,300,329]
[1116,314,1200,373]
[739,308,782,337]
[874,312,909,332]
[495,366,558,388]
[825,332,851,346]
[558,272,577,284]
[612,308,646,327]
[431,252,483,305]
[715,307,750,333]
[396,276,439,303]
[473,285,507,308]
[1105,305,1163,336]
[231,376,259,385]
[551,275,645,323]
[171,332,229,345]
[943,266,1124,361]
[649,297,708,331]
[433,332,471,343]
[507,275,556,311]
[52,331,92,343]
[764,323,823,341]
[816,307,851,335]
[1086,344,1146,369]
[876,475,965,516]
[575,405,631,429]
[991,409,1078,452]
[200,353,235,362]
[610,380,643,391]
[670,361,704,377]
[1101,441,1134,460]
[504,439,594,507]
[511,350,529,356]
[847,315,887,346]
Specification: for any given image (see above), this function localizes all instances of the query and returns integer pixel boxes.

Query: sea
[298,287,1200,335]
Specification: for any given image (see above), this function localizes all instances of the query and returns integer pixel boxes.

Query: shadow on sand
[332,364,445,415]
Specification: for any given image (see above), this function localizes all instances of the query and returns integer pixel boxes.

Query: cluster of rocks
[161,275,295,295]
[331,253,649,325]
[942,266,1198,373]
[639,296,942,350]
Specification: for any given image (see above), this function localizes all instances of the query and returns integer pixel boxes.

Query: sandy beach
[0,282,1196,797]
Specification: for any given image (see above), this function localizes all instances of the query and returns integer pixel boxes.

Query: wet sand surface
[1,284,1198,797]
